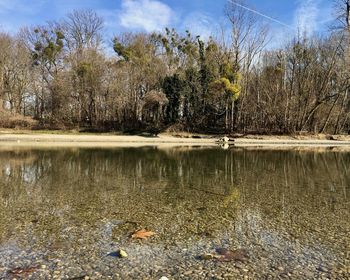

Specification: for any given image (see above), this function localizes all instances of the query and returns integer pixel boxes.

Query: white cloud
[119,0,172,32]
[293,0,320,36]
[181,12,218,41]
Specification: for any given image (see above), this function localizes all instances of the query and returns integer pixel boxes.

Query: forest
[0,1,349,135]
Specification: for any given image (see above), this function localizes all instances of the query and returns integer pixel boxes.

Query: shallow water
[0,147,349,279]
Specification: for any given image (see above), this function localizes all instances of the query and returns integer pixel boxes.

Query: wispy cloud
[293,0,320,36]
[119,0,173,32]
[181,12,218,40]
[265,0,334,49]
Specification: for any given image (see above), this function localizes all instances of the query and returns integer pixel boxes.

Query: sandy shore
[0,131,350,148]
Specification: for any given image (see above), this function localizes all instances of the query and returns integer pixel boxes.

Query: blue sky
[0,0,335,41]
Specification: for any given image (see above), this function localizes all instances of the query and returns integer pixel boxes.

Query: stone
[118,249,128,258]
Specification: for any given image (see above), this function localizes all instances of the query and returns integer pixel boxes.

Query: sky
[0,0,336,44]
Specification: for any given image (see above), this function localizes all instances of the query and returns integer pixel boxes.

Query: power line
[227,0,294,29]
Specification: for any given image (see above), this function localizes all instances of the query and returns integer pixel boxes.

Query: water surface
[0,147,349,279]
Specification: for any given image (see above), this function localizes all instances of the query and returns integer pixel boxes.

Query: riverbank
[0,130,350,147]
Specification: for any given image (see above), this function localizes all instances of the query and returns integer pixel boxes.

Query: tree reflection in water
[0,147,349,278]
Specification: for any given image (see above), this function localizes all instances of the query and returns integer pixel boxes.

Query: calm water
[0,147,349,279]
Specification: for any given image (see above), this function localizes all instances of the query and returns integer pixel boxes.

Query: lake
[0,147,349,279]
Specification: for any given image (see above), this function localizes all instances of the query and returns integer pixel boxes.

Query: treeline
[0,2,349,134]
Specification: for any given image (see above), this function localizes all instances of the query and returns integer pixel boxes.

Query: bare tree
[0,33,31,114]
[333,0,350,31]
[225,0,269,71]
[20,23,66,121]
[225,0,269,131]
[332,0,350,133]
[61,9,104,52]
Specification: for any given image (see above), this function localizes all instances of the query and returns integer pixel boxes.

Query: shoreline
[0,131,350,148]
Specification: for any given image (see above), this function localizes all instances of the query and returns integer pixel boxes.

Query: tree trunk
[320,95,340,134]
[231,100,234,132]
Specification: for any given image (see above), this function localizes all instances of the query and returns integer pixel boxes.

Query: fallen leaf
[131,229,156,239]
[215,248,249,262]
[199,248,249,262]
[9,265,39,276]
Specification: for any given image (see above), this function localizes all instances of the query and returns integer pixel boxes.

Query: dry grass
[0,108,38,129]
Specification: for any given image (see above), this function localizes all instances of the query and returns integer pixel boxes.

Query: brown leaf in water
[9,265,39,276]
[131,229,156,239]
[215,248,249,262]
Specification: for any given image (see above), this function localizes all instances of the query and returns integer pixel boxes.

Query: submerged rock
[118,249,128,258]
[107,249,128,258]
